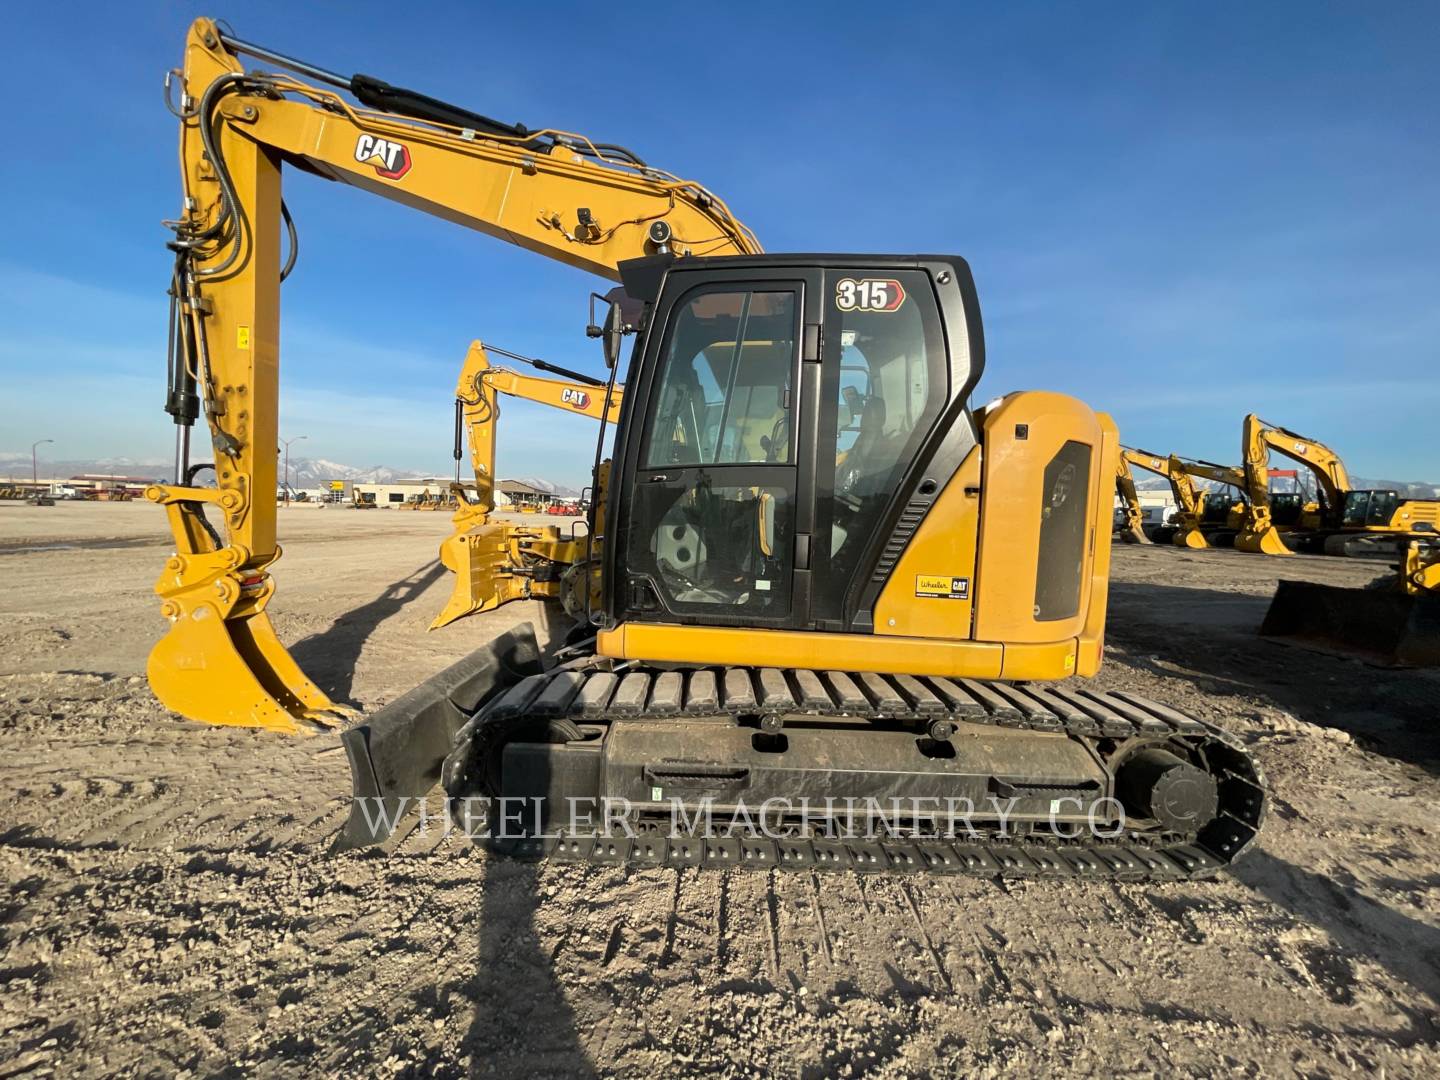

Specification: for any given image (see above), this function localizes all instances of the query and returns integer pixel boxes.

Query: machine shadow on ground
[1105,580,1440,774]
[459,856,592,1076]
[456,604,592,1075]
[290,561,448,705]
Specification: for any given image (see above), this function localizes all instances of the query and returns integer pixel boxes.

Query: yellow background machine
[431,341,623,629]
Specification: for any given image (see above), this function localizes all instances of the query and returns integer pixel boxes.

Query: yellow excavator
[1236,414,1440,556]
[1118,449,1246,550]
[1172,456,1249,548]
[431,340,623,629]
[150,20,1266,880]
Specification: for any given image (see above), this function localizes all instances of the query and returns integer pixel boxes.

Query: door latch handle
[648,474,672,483]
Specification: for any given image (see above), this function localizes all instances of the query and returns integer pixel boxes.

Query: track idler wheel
[1116,747,1219,833]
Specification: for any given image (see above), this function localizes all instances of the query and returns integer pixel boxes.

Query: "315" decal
[835,277,906,312]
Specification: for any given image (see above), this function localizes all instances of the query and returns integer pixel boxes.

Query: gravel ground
[1,501,1437,1078]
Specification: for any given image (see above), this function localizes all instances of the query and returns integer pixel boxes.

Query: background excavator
[152,20,1266,881]
[1172,457,1250,548]
[1114,457,1151,544]
[1118,449,1246,549]
[431,341,623,630]
[1236,414,1440,556]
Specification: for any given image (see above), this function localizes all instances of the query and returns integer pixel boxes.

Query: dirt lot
[2,501,1437,1078]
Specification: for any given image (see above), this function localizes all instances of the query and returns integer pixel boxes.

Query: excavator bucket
[148,607,353,733]
[1236,525,1292,556]
[147,489,356,735]
[1259,580,1440,667]
[1117,516,1150,544]
[431,522,534,629]
[333,623,542,850]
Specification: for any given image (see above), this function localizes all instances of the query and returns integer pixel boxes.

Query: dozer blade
[332,623,543,851]
[430,523,532,629]
[1260,580,1440,667]
[148,608,354,734]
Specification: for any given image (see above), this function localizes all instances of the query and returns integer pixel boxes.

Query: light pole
[31,438,53,493]
[281,435,307,505]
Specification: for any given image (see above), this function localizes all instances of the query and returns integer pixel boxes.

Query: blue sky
[1,2,1436,487]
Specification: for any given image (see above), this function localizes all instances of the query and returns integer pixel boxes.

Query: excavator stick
[333,623,543,851]
[146,488,355,733]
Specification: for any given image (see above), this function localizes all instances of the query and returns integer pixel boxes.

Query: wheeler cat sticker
[915,574,969,599]
[354,133,412,180]
[561,388,591,410]
[835,277,906,312]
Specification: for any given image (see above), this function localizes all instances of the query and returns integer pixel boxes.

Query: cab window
[815,270,947,621]
[645,290,796,468]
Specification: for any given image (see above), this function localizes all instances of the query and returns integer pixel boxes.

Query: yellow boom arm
[148,19,757,733]
[1120,449,1250,550]
[1113,457,1150,545]
[1119,449,1209,549]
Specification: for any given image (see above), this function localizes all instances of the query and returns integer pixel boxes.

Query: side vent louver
[871,499,930,581]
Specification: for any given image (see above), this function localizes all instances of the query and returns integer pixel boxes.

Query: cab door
[617,271,820,629]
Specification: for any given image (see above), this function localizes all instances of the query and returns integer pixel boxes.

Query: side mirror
[586,293,630,369]
[602,299,624,369]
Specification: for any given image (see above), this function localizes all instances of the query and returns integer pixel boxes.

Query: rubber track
[456,666,1269,882]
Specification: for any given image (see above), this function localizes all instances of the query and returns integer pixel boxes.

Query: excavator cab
[589,253,1119,677]
[1200,491,1234,526]
[606,257,969,640]
[1341,489,1400,528]
[1270,491,1306,527]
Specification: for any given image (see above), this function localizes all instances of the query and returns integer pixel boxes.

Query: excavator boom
[148,20,755,733]
[1119,449,1206,548]
[1236,414,1346,554]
